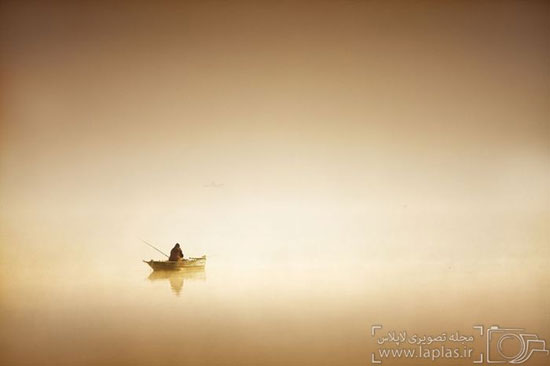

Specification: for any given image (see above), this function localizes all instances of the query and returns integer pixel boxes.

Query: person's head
[175,243,180,248]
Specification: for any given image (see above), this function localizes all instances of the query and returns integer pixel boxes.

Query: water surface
[1,257,549,365]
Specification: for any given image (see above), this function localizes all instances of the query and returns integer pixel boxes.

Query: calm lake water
[1,258,549,366]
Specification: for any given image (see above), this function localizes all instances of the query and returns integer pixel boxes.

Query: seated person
[169,243,184,261]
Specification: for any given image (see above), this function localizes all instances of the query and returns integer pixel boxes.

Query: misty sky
[1,1,548,271]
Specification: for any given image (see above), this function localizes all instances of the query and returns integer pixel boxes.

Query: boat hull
[144,256,206,271]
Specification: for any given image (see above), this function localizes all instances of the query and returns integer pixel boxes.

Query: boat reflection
[147,268,206,296]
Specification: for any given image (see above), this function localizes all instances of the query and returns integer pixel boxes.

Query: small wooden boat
[144,255,207,271]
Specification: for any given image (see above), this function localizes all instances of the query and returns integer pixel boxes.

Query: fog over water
[1,257,549,366]
[1,1,549,365]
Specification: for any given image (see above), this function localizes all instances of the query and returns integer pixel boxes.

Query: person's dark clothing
[169,245,184,261]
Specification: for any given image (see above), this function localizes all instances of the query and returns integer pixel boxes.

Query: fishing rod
[142,239,169,258]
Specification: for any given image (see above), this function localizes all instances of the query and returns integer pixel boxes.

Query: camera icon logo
[487,326,549,364]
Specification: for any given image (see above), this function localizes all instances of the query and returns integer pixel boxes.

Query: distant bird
[203,181,224,188]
